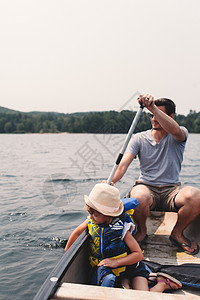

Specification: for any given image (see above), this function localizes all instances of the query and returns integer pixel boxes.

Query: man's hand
[102,180,114,186]
[138,94,154,109]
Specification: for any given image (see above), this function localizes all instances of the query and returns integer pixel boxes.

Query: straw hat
[84,183,124,217]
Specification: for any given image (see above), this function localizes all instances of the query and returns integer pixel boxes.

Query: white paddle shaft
[107,106,143,185]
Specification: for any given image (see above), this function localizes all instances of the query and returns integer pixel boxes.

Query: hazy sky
[0,0,200,115]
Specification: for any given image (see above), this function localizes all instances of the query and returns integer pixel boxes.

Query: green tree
[194,114,200,133]
[4,121,15,133]
[16,122,25,133]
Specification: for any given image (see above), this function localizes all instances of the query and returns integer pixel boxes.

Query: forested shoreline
[0,107,200,134]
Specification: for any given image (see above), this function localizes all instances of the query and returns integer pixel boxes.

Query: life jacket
[88,197,138,276]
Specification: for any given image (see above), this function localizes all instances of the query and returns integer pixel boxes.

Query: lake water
[0,133,200,300]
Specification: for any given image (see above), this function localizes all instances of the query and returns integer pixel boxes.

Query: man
[111,94,200,255]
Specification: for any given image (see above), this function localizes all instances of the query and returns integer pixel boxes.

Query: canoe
[34,212,200,300]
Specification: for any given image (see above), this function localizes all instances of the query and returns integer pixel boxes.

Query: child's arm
[65,219,88,252]
[98,231,143,268]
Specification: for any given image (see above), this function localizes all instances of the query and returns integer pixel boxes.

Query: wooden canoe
[34,212,200,300]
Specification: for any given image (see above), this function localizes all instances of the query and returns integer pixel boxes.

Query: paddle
[107,104,144,185]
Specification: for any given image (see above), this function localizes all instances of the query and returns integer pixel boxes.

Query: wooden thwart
[52,282,199,300]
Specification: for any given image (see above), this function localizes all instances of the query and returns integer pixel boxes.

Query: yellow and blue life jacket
[88,197,138,276]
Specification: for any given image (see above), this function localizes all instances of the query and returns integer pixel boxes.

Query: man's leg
[130,184,153,242]
[170,186,200,253]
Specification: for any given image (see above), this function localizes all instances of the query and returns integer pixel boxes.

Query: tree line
[0,108,200,134]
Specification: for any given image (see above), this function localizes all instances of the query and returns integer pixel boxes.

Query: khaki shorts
[133,181,181,212]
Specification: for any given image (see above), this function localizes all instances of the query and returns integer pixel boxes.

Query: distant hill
[0,106,21,114]
[27,110,63,116]
[0,106,63,116]
[26,110,102,118]
[0,106,97,117]
[0,106,200,133]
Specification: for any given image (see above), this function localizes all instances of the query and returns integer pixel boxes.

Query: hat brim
[84,195,124,217]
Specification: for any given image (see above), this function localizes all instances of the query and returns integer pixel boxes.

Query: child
[65,183,182,292]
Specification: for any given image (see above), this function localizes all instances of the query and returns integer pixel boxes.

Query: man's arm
[138,94,186,142]
[65,219,88,252]
[150,104,186,141]
[112,152,135,184]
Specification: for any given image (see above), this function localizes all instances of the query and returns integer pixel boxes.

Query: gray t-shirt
[126,127,188,185]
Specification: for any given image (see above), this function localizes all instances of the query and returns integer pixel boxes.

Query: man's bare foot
[169,234,199,255]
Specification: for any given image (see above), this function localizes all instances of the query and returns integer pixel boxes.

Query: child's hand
[98,258,118,268]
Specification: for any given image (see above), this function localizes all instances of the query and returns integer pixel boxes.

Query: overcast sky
[0,0,200,115]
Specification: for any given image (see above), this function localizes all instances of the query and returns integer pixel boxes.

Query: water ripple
[0,133,199,300]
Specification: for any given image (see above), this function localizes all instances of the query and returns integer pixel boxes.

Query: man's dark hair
[155,98,176,115]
